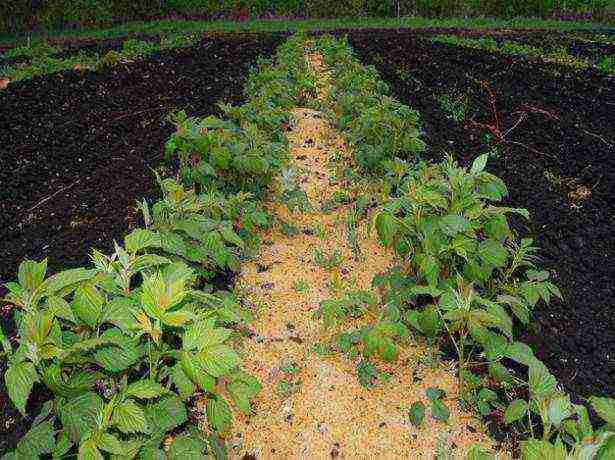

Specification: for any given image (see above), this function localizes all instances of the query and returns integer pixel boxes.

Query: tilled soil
[344,29,615,404]
[0,32,283,455]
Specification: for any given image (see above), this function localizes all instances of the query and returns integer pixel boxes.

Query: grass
[1,16,614,47]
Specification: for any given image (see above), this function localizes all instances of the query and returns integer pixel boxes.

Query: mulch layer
[343,29,615,404]
[0,32,284,455]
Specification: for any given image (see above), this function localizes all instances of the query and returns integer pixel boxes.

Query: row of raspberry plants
[306,34,615,458]
[0,34,319,459]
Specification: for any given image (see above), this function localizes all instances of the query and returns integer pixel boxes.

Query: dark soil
[0,32,284,455]
[344,27,615,441]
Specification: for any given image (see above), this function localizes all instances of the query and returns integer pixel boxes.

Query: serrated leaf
[99,297,139,332]
[546,393,572,428]
[505,341,537,367]
[181,352,216,391]
[375,212,398,246]
[206,398,232,432]
[60,392,103,442]
[171,364,196,400]
[197,344,239,378]
[78,438,104,460]
[590,396,615,425]
[220,225,244,249]
[504,399,527,424]
[488,362,514,385]
[52,430,73,459]
[18,259,47,293]
[426,387,445,401]
[520,439,566,460]
[112,400,149,434]
[529,361,557,400]
[98,433,125,455]
[168,435,206,460]
[439,214,471,236]
[95,343,143,373]
[14,421,55,457]
[470,154,488,175]
[145,396,188,435]
[5,362,39,415]
[72,286,105,328]
[408,401,425,427]
[478,239,508,268]
[430,398,450,422]
[125,229,161,253]
[124,380,168,399]
[43,268,96,297]
[130,254,171,272]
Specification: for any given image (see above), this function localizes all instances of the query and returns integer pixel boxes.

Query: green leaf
[504,399,527,424]
[520,439,566,460]
[470,154,488,175]
[375,212,398,246]
[227,374,262,414]
[52,431,73,459]
[168,435,206,460]
[466,443,495,460]
[72,286,105,328]
[125,229,161,253]
[124,380,168,399]
[171,364,196,400]
[5,362,39,415]
[477,240,508,268]
[206,398,232,433]
[590,396,615,425]
[198,344,239,378]
[438,214,471,236]
[488,362,514,386]
[60,392,103,442]
[181,352,216,391]
[545,393,572,428]
[430,398,450,422]
[183,322,232,351]
[95,343,143,373]
[43,268,96,296]
[112,400,149,434]
[14,421,55,457]
[528,361,557,400]
[99,297,139,332]
[505,341,537,367]
[78,438,104,460]
[408,401,425,427]
[426,387,444,401]
[220,225,245,249]
[145,396,188,436]
[98,433,125,455]
[130,254,171,273]
[18,259,47,293]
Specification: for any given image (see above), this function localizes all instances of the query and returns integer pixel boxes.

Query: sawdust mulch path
[227,52,492,459]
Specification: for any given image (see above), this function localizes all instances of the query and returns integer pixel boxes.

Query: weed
[312,247,343,271]
[292,279,309,294]
[436,89,469,123]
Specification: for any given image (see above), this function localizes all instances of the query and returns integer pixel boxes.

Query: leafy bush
[2,247,256,458]
[0,32,315,458]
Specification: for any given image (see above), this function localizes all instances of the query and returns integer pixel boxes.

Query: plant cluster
[304,35,426,173]
[0,34,200,82]
[432,34,614,75]
[309,36,615,457]
[0,33,324,458]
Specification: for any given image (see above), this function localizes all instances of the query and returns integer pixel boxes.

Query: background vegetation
[1,0,614,35]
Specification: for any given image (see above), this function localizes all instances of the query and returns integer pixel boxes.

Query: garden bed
[0,32,283,455]
[345,28,615,403]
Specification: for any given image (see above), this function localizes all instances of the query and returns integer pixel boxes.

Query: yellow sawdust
[226,53,492,459]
